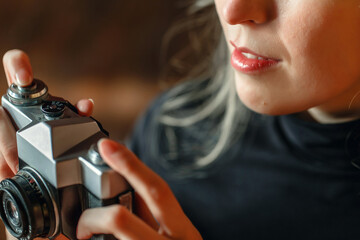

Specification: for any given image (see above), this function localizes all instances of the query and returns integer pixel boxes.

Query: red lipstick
[230,41,280,74]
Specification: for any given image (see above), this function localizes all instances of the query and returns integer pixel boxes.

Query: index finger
[98,139,195,238]
[3,49,33,87]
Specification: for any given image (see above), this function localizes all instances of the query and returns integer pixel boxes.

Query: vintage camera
[0,79,133,240]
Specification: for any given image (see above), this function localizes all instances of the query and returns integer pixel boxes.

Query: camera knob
[7,79,48,106]
[41,101,65,120]
[88,144,105,165]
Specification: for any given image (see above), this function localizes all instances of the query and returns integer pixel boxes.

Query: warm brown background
[0,0,183,140]
[0,1,184,239]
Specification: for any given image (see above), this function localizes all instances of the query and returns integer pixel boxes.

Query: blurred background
[0,1,190,238]
[0,0,186,141]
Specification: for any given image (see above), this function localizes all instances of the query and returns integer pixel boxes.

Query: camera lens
[0,168,58,239]
[1,191,25,235]
[5,196,20,226]
[7,200,18,223]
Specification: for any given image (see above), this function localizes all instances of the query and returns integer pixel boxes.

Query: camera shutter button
[41,101,65,120]
[7,79,48,106]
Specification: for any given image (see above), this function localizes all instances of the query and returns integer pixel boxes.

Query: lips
[230,41,280,74]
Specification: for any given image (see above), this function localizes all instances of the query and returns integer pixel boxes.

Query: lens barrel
[0,168,57,240]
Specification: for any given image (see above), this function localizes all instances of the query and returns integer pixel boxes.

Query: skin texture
[0,50,201,240]
[1,50,94,240]
[215,0,360,123]
[76,139,201,240]
[2,0,360,239]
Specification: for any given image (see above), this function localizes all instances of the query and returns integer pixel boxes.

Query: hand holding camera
[0,50,94,180]
[0,50,202,240]
[1,50,133,240]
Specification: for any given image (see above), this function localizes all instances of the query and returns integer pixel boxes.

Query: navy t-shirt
[129,96,360,240]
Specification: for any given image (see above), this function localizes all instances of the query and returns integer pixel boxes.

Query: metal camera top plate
[2,79,130,200]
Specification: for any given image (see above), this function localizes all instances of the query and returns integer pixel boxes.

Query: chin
[247,104,292,116]
[239,96,307,116]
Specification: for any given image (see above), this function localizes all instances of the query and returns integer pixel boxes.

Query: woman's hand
[0,49,94,181]
[77,139,202,240]
[1,49,95,240]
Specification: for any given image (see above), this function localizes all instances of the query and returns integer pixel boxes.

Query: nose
[221,0,275,25]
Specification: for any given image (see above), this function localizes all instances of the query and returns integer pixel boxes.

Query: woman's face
[215,0,360,120]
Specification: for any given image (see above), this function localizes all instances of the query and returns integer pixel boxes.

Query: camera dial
[88,143,106,165]
[7,79,48,106]
[1,78,129,240]
[41,101,66,120]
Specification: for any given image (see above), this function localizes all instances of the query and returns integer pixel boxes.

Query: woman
[2,0,360,239]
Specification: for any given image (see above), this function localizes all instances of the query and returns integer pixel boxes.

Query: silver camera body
[0,80,133,240]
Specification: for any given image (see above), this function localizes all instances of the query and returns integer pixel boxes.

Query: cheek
[220,0,360,115]
[279,3,326,75]
[215,0,230,39]
[279,2,360,105]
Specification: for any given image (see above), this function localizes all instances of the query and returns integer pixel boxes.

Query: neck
[303,108,360,124]
[302,82,360,124]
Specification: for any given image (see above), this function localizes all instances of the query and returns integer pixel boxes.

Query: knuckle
[109,205,130,230]
[3,145,17,162]
[0,161,9,173]
[120,153,137,174]
[0,161,9,171]
[0,159,13,180]
[147,179,172,202]
[0,107,7,119]
[0,108,14,129]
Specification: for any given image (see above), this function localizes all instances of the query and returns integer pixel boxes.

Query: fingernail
[98,138,119,156]
[77,102,87,114]
[88,98,94,104]
[15,68,32,86]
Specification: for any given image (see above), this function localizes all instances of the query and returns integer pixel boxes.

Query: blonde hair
[151,0,250,178]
